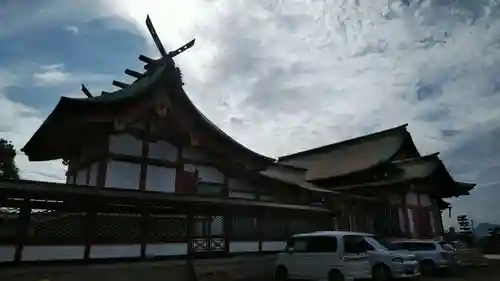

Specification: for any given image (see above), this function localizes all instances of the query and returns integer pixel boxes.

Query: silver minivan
[275,231,372,281]
[357,233,420,280]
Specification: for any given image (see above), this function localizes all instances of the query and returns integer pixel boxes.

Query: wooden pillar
[224,211,232,255]
[96,136,109,188]
[14,198,31,263]
[139,120,150,192]
[257,211,263,252]
[223,175,229,198]
[401,192,411,237]
[140,206,149,259]
[186,210,194,262]
[84,204,96,261]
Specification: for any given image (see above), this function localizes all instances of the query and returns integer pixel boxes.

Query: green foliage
[0,138,20,180]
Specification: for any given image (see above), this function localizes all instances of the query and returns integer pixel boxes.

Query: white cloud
[0,69,66,182]
[33,63,113,87]
[101,0,500,155]
[3,0,500,224]
[101,0,500,224]
[64,25,79,34]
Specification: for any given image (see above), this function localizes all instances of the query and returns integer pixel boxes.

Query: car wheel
[275,266,288,281]
[328,269,345,281]
[419,260,436,276]
[372,264,392,281]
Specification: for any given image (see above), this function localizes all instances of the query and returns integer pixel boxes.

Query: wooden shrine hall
[0,16,474,265]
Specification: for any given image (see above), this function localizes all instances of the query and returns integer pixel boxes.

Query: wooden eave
[0,179,332,215]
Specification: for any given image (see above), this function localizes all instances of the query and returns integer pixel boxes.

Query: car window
[363,240,375,251]
[390,242,408,250]
[307,236,338,252]
[439,242,455,251]
[412,242,436,251]
[288,237,308,252]
[344,235,368,253]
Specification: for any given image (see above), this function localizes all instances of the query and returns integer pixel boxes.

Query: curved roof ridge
[391,152,440,164]
[177,87,275,164]
[278,123,408,162]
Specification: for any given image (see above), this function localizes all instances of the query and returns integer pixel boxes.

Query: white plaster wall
[90,244,141,259]
[22,245,85,261]
[88,162,99,186]
[405,192,419,206]
[229,241,259,253]
[182,147,209,161]
[398,207,406,233]
[148,140,177,162]
[0,246,15,262]
[105,161,141,189]
[145,243,187,257]
[419,194,431,207]
[75,167,88,185]
[407,209,415,234]
[229,191,257,199]
[109,134,142,156]
[332,217,338,230]
[429,210,436,234]
[262,241,286,252]
[145,165,176,192]
[196,166,224,183]
[348,214,356,231]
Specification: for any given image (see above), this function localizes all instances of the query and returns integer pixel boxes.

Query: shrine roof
[277,124,417,180]
[21,61,273,166]
[329,153,475,198]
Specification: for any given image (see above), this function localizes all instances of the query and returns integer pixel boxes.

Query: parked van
[356,233,420,280]
[275,231,372,281]
[391,239,459,275]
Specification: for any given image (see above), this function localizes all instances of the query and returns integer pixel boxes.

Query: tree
[0,138,20,180]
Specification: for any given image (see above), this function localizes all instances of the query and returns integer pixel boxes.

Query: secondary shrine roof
[277,124,419,180]
[329,153,475,198]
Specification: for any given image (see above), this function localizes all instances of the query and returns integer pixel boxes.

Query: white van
[357,233,420,280]
[275,231,372,281]
[390,239,459,275]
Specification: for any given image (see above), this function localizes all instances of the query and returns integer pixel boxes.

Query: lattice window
[262,217,287,240]
[27,209,86,244]
[148,215,187,241]
[0,206,20,243]
[231,216,257,240]
[211,216,224,236]
[94,213,141,243]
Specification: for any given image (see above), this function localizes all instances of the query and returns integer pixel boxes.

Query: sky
[1,0,499,227]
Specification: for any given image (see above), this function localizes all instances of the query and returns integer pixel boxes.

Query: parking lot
[418,264,500,281]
